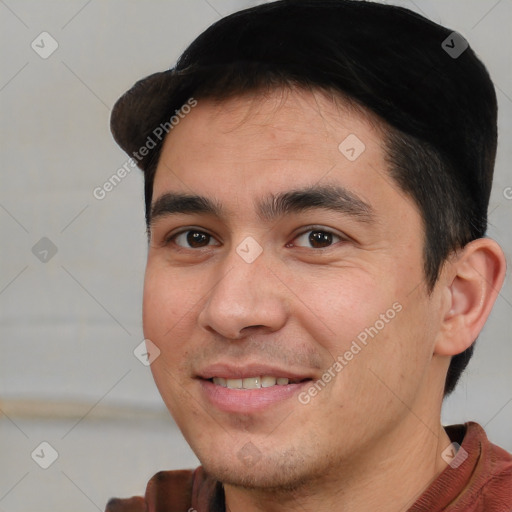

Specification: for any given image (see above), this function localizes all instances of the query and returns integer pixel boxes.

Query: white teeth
[212,376,292,389]
[242,377,261,389]
[261,376,277,387]
[212,377,227,387]
[226,378,243,389]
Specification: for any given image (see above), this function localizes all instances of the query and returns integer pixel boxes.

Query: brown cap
[110,67,201,171]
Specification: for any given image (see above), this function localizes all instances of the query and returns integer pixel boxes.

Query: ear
[434,238,507,356]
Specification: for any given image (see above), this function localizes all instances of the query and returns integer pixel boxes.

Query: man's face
[143,88,447,489]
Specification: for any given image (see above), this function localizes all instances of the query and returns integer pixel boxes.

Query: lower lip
[199,379,310,413]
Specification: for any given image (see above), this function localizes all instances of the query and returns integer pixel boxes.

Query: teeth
[243,377,261,389]
[226,378,243,389]
[212,376,291,389]
[212,377,227,387]
[261,376,277,387]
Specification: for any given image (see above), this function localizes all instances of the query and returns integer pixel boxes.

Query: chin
[198,449,316,492]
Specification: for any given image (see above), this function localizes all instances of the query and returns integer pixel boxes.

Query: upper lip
[197,362,314,381]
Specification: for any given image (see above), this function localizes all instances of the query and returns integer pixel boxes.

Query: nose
[197,247,289,340]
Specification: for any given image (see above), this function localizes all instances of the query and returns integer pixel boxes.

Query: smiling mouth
[209,376,311,389]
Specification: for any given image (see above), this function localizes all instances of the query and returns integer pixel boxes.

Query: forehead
[153,88,389,197]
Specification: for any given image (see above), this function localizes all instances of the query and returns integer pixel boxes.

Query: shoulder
[411,422,511,511]
[476,426,512,510]
[451,422,512,511]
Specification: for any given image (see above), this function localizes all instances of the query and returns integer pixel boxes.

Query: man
[106,1,511,510]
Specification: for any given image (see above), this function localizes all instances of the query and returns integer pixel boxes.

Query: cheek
[142,262,197,340]
[142,266,199,404]
[298,270,430,397]
[142,276,169,344]
[290,267,399,353]
[348,294,436,405]
[142,266,198,417]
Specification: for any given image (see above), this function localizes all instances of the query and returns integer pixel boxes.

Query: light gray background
[1,1,511,511]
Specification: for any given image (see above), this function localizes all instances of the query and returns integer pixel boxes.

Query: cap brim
[110,69,191,171]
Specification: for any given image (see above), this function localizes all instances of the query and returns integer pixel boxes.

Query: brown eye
[309,231,334,248]
[173,230,219,248]
[293,229,342,248]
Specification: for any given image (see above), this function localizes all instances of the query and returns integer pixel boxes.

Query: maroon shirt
[105,422,512,511]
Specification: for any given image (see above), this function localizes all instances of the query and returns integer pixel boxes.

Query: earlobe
[434,238,507,356]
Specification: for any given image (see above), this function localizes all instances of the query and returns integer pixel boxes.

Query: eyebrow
[149,184,375,227]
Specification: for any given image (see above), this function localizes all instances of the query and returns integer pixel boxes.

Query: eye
[291,228,343,249]
[169,229,220,249]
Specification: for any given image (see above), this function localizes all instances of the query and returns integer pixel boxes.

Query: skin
[142,87,506,511]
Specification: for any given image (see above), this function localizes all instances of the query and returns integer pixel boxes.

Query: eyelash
[164,226,345,250]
